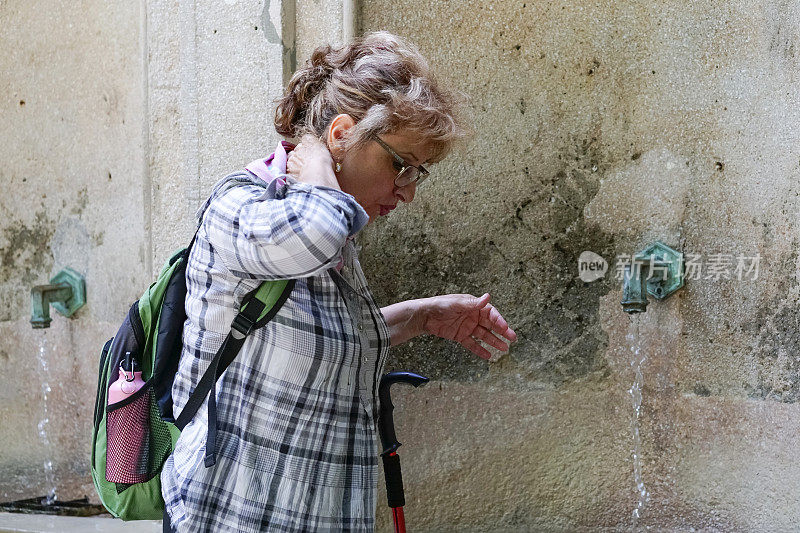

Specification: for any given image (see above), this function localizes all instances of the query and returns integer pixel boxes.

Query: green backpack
[90,236,294,520]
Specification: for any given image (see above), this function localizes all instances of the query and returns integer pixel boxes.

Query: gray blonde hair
[273,31,472,164]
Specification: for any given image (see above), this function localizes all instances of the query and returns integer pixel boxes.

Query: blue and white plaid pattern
[161,162,390,532]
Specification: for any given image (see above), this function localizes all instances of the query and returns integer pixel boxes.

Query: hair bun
[273,31,471,157]
[273,47,336,138]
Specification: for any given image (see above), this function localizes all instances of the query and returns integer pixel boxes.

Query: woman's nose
[395,182,417,204]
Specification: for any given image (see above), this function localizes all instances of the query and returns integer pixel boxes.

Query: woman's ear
[326,114,356,159]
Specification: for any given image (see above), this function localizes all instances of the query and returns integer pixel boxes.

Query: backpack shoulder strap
[239,279,297,331]
[174,278,295,467]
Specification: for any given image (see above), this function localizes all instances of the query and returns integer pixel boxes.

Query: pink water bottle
[108,352,145,404]
[106,352,149,484]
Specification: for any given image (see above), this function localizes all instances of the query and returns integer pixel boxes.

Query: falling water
[626,315,648,526]
[36,334,57,506]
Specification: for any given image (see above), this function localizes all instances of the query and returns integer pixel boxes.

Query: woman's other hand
[286,134,341,190]
[421,293,517,360]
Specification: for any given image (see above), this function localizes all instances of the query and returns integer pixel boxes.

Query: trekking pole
[378,371,429,533]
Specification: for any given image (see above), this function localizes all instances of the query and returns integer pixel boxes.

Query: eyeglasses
[373,136,429,187]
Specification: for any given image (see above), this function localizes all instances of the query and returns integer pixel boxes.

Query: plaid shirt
[161,142,390,532]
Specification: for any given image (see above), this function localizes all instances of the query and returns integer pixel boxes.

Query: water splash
[626,315,649,526]
[36,334,57,506]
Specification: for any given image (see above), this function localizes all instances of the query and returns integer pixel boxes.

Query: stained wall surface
[2,0,800,531]
[358,0,800,531]
[0,0,149,502]
[0,0,289,505]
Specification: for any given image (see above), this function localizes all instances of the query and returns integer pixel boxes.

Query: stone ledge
[0,513,160,533]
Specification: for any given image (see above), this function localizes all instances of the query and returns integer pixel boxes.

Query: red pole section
[392,506,406,533]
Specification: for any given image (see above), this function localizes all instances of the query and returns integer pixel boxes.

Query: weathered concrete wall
[147,0,290,270]
[0,0,289,505]
[359,0,800,531]
[3,0,800,530]
[0,0,149,501]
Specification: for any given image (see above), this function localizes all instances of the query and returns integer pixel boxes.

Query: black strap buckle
[231,313,254,338]
[204,451,217,467]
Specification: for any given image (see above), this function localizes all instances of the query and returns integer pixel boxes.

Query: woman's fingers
[472,325,510,352]
[461,336,492,360]
[478,303,517,342]
[286,154,301,176]
[428,293,518,351]
[474,293,491,308]
[286,136,339,189]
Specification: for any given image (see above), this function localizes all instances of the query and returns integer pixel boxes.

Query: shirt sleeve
[203,180,369,280]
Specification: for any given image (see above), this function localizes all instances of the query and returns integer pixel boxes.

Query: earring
[335,161,342,173]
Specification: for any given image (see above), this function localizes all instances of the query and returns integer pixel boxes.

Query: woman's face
[327,114,436,223]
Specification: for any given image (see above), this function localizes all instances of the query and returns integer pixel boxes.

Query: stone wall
[2,0,800,530]
[359,0,800,530]
[0,0,149,502]
[0,0,290,505]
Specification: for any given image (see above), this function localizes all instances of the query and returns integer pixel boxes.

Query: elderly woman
[161,31,516,532]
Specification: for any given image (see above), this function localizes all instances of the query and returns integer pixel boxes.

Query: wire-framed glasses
[373,136,429,187]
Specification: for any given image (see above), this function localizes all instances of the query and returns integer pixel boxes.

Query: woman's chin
[366,207,381,223]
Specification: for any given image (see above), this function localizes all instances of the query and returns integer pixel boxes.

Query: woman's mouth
[379,205,396,216]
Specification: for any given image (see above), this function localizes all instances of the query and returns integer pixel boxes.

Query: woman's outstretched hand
[421,293,517,360]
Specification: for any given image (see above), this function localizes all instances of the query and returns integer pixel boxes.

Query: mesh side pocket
[106,383,172,490]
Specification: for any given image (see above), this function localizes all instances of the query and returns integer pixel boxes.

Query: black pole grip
[377,371,429,455]
[382,452,405,508]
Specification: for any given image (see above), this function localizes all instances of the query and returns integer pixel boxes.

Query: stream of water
[36,334,57,506]
[626,315,649,526]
